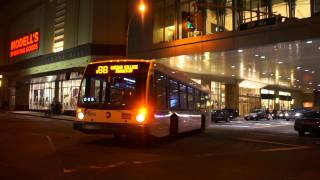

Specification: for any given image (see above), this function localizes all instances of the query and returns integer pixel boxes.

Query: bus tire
[200,115,206,132]
[169,114,178,138]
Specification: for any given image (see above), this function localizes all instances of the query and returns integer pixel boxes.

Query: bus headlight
[136,107,147,123]
[77,112,85,120]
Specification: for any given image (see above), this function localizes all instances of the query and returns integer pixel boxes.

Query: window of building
[294,0,311,18]
[153,0,176,43]
[53,0,66,52]
[206,0,233,34]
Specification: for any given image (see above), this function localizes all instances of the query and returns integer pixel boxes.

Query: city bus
[73,59,210,138]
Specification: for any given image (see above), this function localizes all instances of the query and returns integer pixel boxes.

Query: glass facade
[210,81,225,109]
[29,72,82,111]
[153,0,315,43]
[239,87,260,116]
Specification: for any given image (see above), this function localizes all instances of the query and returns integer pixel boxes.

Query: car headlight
[285,113,289,117]
[295,113,301,117]
[279,114,283,117]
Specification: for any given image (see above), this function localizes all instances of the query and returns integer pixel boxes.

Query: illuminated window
[53,0,66,53]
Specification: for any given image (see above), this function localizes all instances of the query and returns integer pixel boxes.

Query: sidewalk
[9,111,76,121]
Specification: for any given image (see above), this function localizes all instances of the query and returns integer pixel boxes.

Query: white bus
[74,59,210,138]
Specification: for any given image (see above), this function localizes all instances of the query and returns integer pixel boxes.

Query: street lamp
[126,2,146,57]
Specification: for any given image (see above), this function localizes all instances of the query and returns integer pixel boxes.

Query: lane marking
[63,168,77,173]
[46,135,56,152]
[239,138,303,147]
[258,146,311,152]
[248,132,297,138]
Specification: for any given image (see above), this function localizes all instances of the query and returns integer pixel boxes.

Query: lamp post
[126,2,146,57]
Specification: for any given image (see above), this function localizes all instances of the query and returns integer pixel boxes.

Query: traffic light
[182,12,195,31]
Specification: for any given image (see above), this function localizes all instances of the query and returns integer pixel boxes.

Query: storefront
[261,89,275,110]
[29,72,82,111]
[278,91,292,110]
[239,87,260,116]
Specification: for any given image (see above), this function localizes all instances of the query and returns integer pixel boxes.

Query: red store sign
[10,31,39,58]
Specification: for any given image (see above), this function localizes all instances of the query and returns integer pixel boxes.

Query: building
[0,0,129,113]
[0,0,319,116]
[128,0,320,115]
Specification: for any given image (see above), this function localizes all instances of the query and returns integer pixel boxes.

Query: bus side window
[187,86,194,110]
[195,89,200,111]
[169,79,179,110]
[179,83,187,110]
[200,92,206,109]
[155,71,167,110]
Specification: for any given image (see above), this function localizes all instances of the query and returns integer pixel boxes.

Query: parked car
[294,111,320,136]
[212,109,234,123]
[223,108,239,119]
[285,109,308,121]
[272,110,287,119]
[244,109,271,121]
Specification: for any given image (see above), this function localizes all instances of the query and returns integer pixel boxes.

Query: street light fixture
[126,2,146,57]
[139,2,146,13]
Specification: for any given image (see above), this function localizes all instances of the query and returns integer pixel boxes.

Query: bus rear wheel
[169,114,178,138]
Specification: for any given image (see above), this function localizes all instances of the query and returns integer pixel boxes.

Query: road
[0,112,319,180]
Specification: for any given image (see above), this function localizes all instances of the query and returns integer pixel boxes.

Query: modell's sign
[10,31,39,58]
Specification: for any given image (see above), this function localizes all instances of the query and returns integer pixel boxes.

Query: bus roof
[88,59,210,93]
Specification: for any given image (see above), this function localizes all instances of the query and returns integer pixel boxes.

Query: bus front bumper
[73,121,148,134]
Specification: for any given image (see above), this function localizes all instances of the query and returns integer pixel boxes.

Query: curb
[8,111,75,121]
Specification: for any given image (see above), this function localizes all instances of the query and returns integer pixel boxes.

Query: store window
[261,89,275,110]
[59,72,82,111]
[29,76,56,110]
[278,91,292,110]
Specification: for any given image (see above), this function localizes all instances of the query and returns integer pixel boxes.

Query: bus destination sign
[96,64,139,74]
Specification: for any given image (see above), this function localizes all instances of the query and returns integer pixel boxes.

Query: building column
[55,80,60,103]
[225,83,239,110]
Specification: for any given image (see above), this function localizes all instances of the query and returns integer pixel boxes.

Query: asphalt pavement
[0,112,319,180]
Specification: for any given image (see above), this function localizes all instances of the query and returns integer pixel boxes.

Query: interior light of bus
[124,78,136,83]
[136,107,147,123]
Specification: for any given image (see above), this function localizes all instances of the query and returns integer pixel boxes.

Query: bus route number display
[96,64,139,74]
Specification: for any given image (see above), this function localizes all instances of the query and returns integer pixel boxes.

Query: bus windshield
[78,62,149,109]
